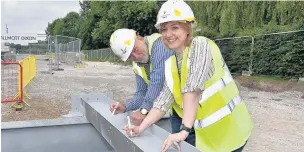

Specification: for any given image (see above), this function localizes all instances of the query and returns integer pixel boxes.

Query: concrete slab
[2,123,115,152]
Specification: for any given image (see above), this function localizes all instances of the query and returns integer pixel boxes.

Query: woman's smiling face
[160,21,189,53]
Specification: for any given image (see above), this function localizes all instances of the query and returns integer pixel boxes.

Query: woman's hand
[161,131,189,152]
[123,125,143,137]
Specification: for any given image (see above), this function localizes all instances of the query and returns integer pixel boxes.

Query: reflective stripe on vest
[199,63,232,104]
[132,33,161,84]
[194,95,242,128]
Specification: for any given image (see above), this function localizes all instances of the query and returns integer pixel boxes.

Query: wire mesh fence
[84,48,131,65]
[83,30,303,78]
[28,43,48,55]
[215,36,254,75]
[47,35,85,72]
[215,30,304,77]
[11,41,48,55]
[1,45,17,62]
[1,62,23,103]
[1,53,17,62]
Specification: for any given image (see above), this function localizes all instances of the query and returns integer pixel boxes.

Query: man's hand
[131,110,146,126]
[110,102,126,115]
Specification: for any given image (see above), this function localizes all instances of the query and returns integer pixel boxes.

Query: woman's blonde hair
[180,21,193,47]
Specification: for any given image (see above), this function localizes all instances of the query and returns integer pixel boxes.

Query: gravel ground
[1,55,304,152]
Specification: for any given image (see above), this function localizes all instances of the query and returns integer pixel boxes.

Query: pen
[127,116,133,136]
[112,102,119,115]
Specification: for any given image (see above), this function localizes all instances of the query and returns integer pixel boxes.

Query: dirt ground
[1,55,304,152]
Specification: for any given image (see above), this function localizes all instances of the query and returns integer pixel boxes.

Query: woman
[124,0,253,152]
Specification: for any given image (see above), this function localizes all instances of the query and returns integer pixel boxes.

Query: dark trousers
[170,109,246,152]
[170,109,196,146]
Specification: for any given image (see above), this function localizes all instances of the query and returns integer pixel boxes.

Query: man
[109,28,174,125]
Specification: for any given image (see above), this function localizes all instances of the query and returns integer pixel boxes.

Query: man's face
[129,36,149,63]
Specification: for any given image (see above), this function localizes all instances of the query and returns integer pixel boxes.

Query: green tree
[45,1,304,77]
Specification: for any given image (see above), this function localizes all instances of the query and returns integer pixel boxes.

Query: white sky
[1,0,81,45]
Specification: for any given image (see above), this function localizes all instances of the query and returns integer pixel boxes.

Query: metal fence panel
[213,30,304,76]
[84,48,130,65]
[82,30,303,77]
[47,35,84,71]
[1,62,23,103]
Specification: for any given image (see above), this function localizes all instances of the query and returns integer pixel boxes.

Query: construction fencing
[84,30,304,77]
[1,62,23,104]
[84,48,131,65]
[1,55,37,110]
[1,48,17,62]
[214,30,304,77]
[47,35,85,72]
[28,43,48,55]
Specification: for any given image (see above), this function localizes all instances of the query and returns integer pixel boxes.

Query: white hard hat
[155,0,195,29]
[110,28,137,62]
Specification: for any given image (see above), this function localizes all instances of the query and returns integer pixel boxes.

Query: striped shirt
[153,36,215,112]
[125,37,175,111]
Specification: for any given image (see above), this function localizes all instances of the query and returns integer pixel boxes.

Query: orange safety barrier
[1,56,36,110]
[1,62,23,104]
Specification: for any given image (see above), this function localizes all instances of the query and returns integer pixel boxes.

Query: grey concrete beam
[2,117,89,130]
[80,94,200,152]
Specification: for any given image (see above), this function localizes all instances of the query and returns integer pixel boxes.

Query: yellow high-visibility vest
[164,37,253,152]
[132,33,161,84]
